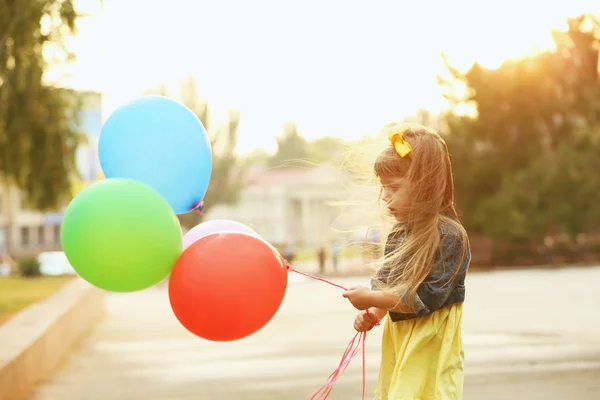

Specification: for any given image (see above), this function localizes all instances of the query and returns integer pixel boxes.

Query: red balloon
[168,232,288,341]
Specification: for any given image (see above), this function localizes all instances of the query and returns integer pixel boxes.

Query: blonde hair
[373,122,468,310]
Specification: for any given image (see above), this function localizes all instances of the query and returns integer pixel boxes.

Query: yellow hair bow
[388,128,412,158]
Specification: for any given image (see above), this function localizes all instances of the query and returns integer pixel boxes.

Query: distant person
[283,243,295,264]
[0,262,9,276]
[330,242,341,272]
[0,252,13,277]
[317,247,326,275]
[342,124,471,399]
[542,235,555,264]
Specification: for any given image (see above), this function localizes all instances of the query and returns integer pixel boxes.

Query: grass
[0,276,74,325]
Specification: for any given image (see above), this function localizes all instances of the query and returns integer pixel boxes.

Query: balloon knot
[193,201,205,216]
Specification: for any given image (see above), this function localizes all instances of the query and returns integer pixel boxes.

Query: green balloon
[61,178,182,292]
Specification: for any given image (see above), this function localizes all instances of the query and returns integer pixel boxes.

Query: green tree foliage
[307,136,345,163]
[441,14,600,248]
[202,109,244,215]
[0,0,84,210]
[267,122,310,167]
[266,122,346,167]
[243,148,270,166]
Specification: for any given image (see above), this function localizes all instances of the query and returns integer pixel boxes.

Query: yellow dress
[374,304,464,400]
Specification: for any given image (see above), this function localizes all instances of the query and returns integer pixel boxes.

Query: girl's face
[380,177,411,221]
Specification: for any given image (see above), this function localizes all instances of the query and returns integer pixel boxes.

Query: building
[0,90,103,257]
[205,163,380,249]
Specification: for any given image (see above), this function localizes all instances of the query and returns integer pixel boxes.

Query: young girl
[342,123,471,400]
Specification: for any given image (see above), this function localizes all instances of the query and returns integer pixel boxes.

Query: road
[32,267,600,400]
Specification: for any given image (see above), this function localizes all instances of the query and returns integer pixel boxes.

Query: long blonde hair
[373,122,468,310]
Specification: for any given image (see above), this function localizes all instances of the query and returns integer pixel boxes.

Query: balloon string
[361,330,367,399]
[308,332,362,399]
[306,312,380,400]
[285,263,349,291]
[285,261,380,400]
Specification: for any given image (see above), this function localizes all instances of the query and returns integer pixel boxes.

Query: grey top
[371,222,470,322]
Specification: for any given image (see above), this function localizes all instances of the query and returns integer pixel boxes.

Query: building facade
[205,163,380,249]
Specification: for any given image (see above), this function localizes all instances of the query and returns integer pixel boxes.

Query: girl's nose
[381,190,391,203]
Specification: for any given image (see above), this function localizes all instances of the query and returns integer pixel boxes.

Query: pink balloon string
[285,263,349,291]
[286,262,381,400]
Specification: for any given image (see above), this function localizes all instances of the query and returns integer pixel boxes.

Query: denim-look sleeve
[371,264,390,291]
[410,230,469,316]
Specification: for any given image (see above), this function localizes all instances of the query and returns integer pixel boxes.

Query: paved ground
[31,266,600,400]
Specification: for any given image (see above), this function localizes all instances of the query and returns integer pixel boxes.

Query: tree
[146,78,244,229]
[440,14,600,249]
[244,148,270,166]
[1,0,85,251]
[267,122,310,167]
[200,109,244,214]
[401,108,448,133]
[306,136,345,163]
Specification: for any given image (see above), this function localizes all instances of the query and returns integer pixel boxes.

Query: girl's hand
[353,309,380,332]
[342,285,374,310]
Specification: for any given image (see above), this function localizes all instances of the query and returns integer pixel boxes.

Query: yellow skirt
[375,304,464,400]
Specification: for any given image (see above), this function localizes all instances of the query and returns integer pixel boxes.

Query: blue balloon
[98,96,212,214]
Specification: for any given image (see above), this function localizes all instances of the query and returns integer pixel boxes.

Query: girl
[342,123,471,400]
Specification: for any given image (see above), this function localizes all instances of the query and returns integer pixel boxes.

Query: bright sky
[53,0,596,153]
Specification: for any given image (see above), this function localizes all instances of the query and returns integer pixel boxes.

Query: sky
[52,0,597,153]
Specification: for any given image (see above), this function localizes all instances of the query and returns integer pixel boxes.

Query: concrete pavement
[31,267,600,400]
